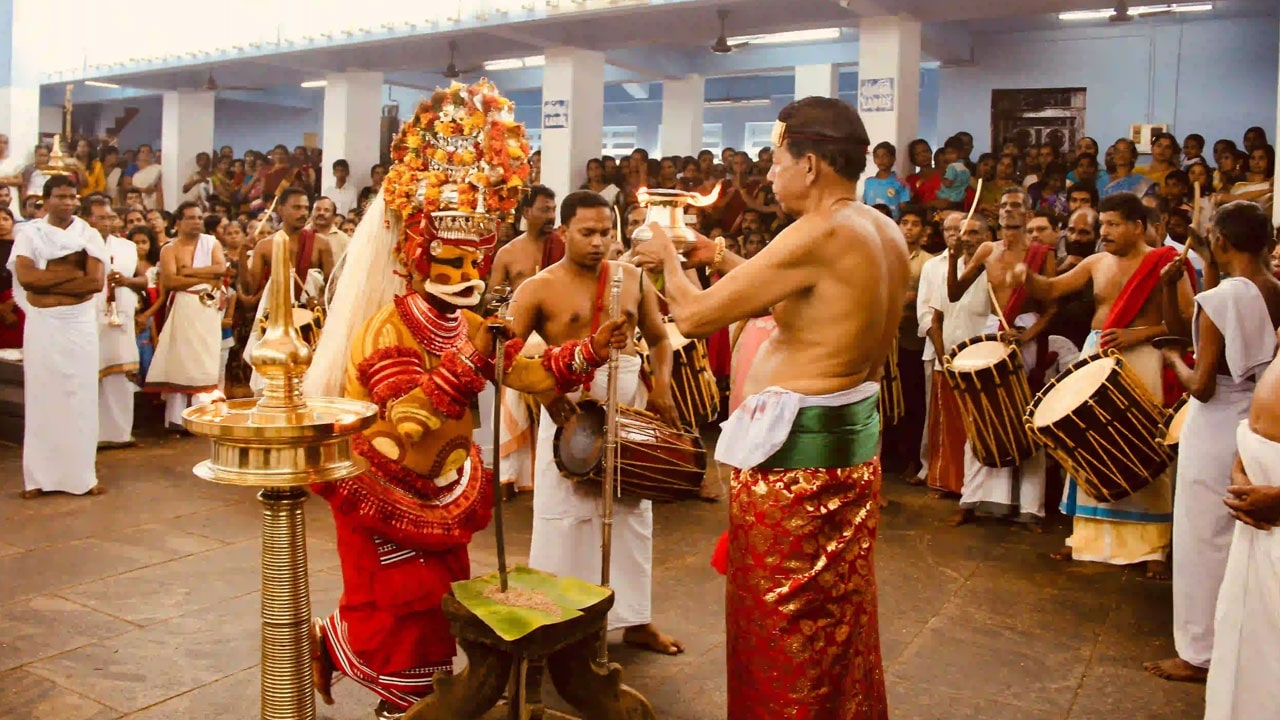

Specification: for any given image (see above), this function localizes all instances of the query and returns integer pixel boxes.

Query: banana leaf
[452,566,611,642]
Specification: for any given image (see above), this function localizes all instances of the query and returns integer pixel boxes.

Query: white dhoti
[478,383,537,491]
[23,303,100,494]
[99,236,140,445]
[528,354,652,631]
[959,312,1047,521]
[1173,277,1275,668]
[1203,421,1280,720]
[146,292,222,426]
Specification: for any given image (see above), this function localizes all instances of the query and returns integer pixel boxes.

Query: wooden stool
[404,590,655,720]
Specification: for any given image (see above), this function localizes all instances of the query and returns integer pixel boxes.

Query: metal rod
[598,263,624,664]
[258,486,315,720]
[491,316,510,594]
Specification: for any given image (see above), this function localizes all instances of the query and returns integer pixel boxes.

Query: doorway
[991,88,1087,157]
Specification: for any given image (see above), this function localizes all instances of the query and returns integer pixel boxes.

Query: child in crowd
[862,142,909,219]
[936,137,971,209]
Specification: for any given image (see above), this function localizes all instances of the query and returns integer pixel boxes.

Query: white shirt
[917,250,950,363]
[322,181,359,216]
[1163,235,1206,278]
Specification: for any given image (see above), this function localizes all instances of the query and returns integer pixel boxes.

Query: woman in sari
[74,139,105,195]
[259,145,299,204]
[906,139,944,208]
[1214,145,1275,217]
[129,225,164,383]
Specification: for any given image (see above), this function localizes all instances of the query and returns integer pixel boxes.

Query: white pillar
[540,48,604,203]
[0,0,42,173]
[794,64,838,100]
[857,16,922,179]
[661,75,704,157]
[321,71,384,194]
[161,91,216,209]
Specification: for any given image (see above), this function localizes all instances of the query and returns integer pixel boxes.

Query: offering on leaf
[452,566,611,642]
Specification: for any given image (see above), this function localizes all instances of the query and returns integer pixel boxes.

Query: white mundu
[99,234,140,444]
[528,354,653,631]
[1203,421,1280,720]
[8,217,110,494]
[145,233,222,427]
[1172,278,1276,669]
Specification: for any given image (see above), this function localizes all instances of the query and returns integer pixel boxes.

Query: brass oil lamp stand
[184,231,377,720]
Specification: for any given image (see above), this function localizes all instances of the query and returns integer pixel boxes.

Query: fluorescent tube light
[1059,2,1212,20]
[85,80,121,89]
[482,55,545,71]
[727,27,842,46]
[300,80,328,88]
[705,98,772,108]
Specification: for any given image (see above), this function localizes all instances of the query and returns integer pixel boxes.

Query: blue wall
[939,17,1278,153]
[0,0,12,87]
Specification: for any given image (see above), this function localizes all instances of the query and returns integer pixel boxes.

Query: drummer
[507,189,685,655]
[1013,192,1196,579]
[946,186,1055,528]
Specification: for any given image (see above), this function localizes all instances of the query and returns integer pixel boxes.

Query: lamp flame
[634,182,721,208]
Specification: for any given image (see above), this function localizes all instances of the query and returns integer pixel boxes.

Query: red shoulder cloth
[1002,242,1050,323]
[540,230,565,270]
[1103,245,1178,331]
[294,227,316,278]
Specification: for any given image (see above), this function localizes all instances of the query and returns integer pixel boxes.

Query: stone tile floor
[0,433,1206,719]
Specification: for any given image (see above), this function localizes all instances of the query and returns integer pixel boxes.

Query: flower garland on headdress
[382,79,532,269]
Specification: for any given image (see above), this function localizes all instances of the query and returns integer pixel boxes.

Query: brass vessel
[40,134,75,177]
[184,229,377,720]
[628,184,722,252]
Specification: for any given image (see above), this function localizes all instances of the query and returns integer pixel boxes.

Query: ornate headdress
[303,79,531,399]
[383,79,532,273]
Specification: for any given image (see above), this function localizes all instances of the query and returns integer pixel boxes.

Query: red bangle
[541,340,596,394]
[420,350,488,420]
[357,345,427,411]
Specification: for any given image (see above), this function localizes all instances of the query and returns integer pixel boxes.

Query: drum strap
[591,260,610,333]
[758,395,881,470]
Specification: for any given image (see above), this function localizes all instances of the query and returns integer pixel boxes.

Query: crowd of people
[4,102,1280,720]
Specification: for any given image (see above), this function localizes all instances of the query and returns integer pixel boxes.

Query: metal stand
[259,487,314,720]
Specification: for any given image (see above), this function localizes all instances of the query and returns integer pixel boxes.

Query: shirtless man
[633,96,905,720]
[949,186,1057,348]
[483,184,561,307]
[1014,192,1195,579]
[508,189,682,655]
[243,186,333,305]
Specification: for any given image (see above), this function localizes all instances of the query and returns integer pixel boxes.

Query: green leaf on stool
[452,566,611,641]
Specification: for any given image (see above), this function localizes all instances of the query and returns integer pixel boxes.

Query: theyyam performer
[634,96,907,720]
[300,79,627,719]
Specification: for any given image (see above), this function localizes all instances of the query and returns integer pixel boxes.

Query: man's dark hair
[697,149,714,160]
[521,184,555,214]
[271,144,289,154]
[873,141,896,156]
[1213,200,1272,255]
[1031,209,1062,229]
[1146,205,1165,230]
[101,146,119,159]
[81,193,113,216]
[559,189,612,226]
[314,196,336,211]
[203,214,224,235]
[1184,133,1205,149]
[277,186,310,208]
[370,163,386,174]
[631,148,649,162]
[1246,126,1268,139]
[332,159,349,172]
[898,204,927,225]
[943,135,965,152]
[137,143,154,153]
[1076,152,1099,168]
[124,187,143,199]
[872,203,893,218]
[42,174,77,199]
[1164,169,1190,187]
[1001,185,1028,201]
[174,200,202,222]
[1098,192,1148,229]
[955,131,973,143]
[1068,183,1099,208]
[775,96,870,183]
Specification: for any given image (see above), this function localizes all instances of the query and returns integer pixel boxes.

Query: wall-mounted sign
[543,99,569,129]
[858,78,895,114]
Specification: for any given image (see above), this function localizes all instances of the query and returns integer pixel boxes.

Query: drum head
[1165,400,1191,445]
[950,341,1009,371]
[1032,356,1117,427]
[291,307,315,327]
[555,401,607,477]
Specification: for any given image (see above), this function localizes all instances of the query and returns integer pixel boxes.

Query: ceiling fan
[710,9,749,54]
[1108,1,1175,22]
[442,40,483,79]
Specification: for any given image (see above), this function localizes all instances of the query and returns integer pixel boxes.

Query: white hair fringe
[302,190,403,398]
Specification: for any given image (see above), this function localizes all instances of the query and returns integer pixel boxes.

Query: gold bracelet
[713,236,726,270]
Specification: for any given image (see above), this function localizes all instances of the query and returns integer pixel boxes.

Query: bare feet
[1143,657,1208,683]
[1145,560,1171,581]
[1050,546,1073,561]
[949,509,974,527]
[20,488,43,500]
[623,623,684,656]
[905,474,926,487]
[312,618,335,705]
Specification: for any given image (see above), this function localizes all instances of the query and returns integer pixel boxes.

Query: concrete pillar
[0,0,42,175]
[321,71,384,193]
[857,16,922,179]
[794,64,838,100]
[661,75,704,157]
[540,47,604,203]
[161,91,216,208]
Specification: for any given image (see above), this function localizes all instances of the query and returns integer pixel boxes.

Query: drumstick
[962,178,1012,334]
[598,263,624,665]
[963,177,984,234]
[1178,181,1203,263]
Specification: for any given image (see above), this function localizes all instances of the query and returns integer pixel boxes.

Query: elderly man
[309,196,350,261]
[9,176,109,497]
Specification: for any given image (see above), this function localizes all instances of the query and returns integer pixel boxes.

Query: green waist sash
[758,394,881,470]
